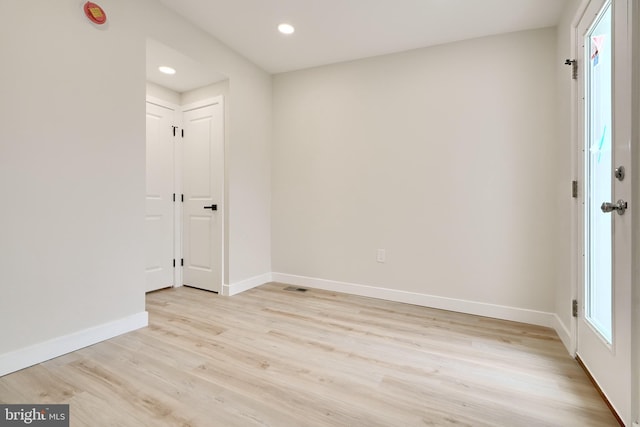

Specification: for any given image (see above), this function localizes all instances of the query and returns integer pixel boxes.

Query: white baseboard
[223,272,273,296]
[271,273,555,328]
[0,311,148,377]
[552,314,575,356]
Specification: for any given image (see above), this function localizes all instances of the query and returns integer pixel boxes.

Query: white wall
[146,82,181,105]
[0,0,147,356]
[181,80,229,106]
[272,28,559,322]
[0,0,271,373]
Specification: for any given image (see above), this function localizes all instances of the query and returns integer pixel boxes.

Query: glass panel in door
[584,1,612,343]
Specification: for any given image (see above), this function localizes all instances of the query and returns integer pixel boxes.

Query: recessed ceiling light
[158,66,176,75]
[278,23,295,35]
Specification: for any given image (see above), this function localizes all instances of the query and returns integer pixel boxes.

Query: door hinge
[565,59,577,80]
[572,299,578,318]
[572,180,578,198]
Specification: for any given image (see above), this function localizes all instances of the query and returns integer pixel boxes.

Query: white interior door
[577,0,632,423]
[182,98,224,293]
[145,101,176,292]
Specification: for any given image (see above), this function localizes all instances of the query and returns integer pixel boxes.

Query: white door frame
[145,95,225,293]
[631,1,640,424]
[571,1,589,359]
[570,0,634,424]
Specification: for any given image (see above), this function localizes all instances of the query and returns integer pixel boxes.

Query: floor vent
[283,286,308,292]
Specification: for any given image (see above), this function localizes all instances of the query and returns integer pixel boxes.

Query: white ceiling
[156,0,568,74]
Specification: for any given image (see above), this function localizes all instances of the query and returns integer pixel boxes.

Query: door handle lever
[203,204,217,211]
[601,200,627,215]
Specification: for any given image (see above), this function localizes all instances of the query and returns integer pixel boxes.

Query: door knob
[203,204,217,211]
[601,199,627,215]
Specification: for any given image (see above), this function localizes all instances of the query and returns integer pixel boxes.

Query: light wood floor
[0,283,618,426]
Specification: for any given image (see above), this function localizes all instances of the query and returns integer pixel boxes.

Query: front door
[577,0,632,423]
[182,98,224,293]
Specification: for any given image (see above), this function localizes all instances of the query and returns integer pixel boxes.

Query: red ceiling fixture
[84,2,107,25]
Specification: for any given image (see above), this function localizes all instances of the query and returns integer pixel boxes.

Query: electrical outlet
[377,249,386,263]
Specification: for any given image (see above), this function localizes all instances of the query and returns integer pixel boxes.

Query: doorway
[145,94,225,293]
[575,0,632,424]
[144,39,227,294]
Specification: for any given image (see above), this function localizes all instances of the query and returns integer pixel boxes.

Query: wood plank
[0,283,618,426]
